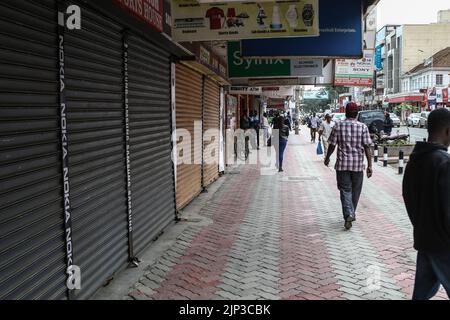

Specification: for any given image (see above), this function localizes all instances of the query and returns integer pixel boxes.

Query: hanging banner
[363,7,376,49]
[428,87,437,110]
[334,50,374,87]
[375,45,382,70]
[227,41,322,78]
[443,87,449,103]
[172,0,319,42]
[241,0,362,58]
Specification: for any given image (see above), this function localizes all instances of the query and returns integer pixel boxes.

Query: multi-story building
[399,47,450,109]
[374,10,450,106]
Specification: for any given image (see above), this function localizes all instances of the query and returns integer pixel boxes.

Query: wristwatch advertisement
[302,4,314,27]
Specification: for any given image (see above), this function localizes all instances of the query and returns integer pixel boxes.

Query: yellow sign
[172,0,319,41]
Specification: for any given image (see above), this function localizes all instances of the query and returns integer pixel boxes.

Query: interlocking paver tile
[125,129,448,301]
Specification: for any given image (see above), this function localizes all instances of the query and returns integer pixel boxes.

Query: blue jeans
[413,251,450,300]
[278,139,288,168]
[336,171,364,220]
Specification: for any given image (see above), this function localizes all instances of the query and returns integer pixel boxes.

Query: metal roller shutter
[64,3,129,299]
[127,34,176,254]
[175,64,203,210]
[202,78,220,188]
[0,0,67,299]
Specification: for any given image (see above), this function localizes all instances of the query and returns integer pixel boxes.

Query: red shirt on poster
[206,7,225,30]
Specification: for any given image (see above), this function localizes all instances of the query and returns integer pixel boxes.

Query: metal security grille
[64,3,129,299]
[127,34,176,255]
[175,64,203,210]
[0,0,67,299]
[202,78,220,188]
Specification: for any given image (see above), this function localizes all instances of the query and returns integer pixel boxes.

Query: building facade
[374,11,450,106]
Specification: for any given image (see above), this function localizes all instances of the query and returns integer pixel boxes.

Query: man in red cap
[324,102,373,230]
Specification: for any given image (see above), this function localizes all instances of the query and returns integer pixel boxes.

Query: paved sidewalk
[124,127,448,300]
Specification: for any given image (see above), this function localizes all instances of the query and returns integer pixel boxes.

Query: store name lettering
[233,51,284,70]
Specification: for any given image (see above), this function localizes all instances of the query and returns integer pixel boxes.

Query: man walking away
[310,113,320,143]
[318,113,335,155]
[273,116,289,172]
[403,108,450,300]
[383,111,394,136]
[324,102,373,230]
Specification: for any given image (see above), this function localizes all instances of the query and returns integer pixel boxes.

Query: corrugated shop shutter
[175,64,203,210]
[127,33,176,254]
[202,78,220,188]
[64,3,129,299]
[0,0,67,299]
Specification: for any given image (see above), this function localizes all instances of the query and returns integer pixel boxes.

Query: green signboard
[228,41,323,78]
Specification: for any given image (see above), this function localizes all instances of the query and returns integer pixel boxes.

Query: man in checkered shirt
[324,102,373,230]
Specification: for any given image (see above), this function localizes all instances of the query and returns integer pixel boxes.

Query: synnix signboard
[228,41,322,78]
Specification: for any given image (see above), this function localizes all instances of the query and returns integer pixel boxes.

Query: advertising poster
[227,41,322,78]
[334,50,374,87]
[241,0,362,58]
[427,87,437,110]
[172,0,319,42]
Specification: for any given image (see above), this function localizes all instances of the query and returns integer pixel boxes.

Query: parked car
[406,113,421,127]
[390,113,401,127]
[332,113,346,122]
[357,110,385,133]
[419,112,430,128]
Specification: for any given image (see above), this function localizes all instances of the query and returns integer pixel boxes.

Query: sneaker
[278,167,284,172]
[344,216,355,230]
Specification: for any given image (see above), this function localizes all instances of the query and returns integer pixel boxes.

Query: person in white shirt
[310,113,320,143]
[261,112,270,146]
[318,114,334,155]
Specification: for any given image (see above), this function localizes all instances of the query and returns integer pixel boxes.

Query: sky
[376,0,450,29]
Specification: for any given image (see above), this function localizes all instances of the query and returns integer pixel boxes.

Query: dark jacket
[402,142,450,252]
[383,116,393,134]
[280,125,289,141]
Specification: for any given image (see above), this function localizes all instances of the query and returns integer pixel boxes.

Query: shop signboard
[172,0,319,42]
[229,86,262,95]
[180,42,228,79]
[227,41,322,78]
[113,0,164,33]
[241,0,363,58]
[334,50,374,87]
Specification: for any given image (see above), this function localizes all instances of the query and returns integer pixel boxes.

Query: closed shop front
[0,0,188,299]
[174,63,203,210]
[127,34,175,255]
[176,43,229,195]
[0,0,67,300]
[64,2,128,299]
[202,77,221,188]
